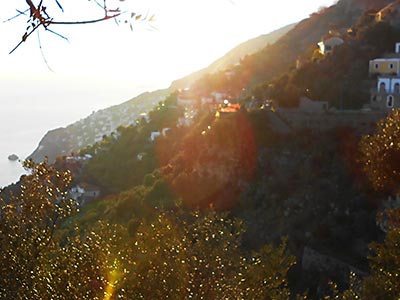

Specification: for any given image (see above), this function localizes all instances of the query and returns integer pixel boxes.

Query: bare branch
[46,28,69,41]
[9,23,41,54]
[7,0,153,54]
[49,13,122,25]
[3,9,29,23]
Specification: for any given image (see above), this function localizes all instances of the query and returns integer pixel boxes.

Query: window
[395,83,400,94]
[380,82,386,93]
[387,95,394,108]
[374,63,379,69]
[390,63,394,69]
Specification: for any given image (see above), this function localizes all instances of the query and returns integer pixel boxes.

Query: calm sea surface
[0,82,144,188]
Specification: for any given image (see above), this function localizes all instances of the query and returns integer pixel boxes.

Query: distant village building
[317,36,344,55]
[215,103,241,118]
[70,183,101,206]
[149,128,170,142]
[369,43,400,111]
[211,92,229,104]
[257,42,400,134]
[177,89,199,107]
[149,131,161,142]
[140,112,150,124]
[375,1,400,28]
[136,152,147,161]
[224,69,235,80]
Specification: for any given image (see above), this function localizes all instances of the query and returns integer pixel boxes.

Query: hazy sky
[0,0,337,118]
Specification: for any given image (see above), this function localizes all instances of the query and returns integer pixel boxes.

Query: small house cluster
[260,42,400,134]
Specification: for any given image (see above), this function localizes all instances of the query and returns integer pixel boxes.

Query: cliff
[29,89,170,163]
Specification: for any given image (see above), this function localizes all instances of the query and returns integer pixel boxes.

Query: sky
[0,0,337,105]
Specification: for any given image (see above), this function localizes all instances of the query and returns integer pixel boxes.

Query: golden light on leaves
[359,109,400,193]
[0,160,295,298]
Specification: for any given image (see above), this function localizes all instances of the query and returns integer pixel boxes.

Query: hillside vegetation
[3,0,400,298]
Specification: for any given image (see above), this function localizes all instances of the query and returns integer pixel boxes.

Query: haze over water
[0,80,147,188]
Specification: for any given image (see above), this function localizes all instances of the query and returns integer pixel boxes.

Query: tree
[328,110,400,299]
[359,110,400,194]
[0,160,75,298]
[125,210,296,299]
[0,160,134,299]
[361,221,400,300]
[0,160,297,298]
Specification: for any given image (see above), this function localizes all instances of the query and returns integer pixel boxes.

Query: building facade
[370,43,400,111]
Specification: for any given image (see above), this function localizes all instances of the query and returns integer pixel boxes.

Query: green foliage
[0,164,297,299]
[125,211,295,299]
[362,224,400,299]
[81,94,182,193]
[0,160,75,298]
[359,110,400,194]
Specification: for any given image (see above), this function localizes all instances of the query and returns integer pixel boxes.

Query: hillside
[29,89,170,163]
[65,0,400,297]
[29,23,294,163]
[4,0,400,298]
[34,0,378,164]
[208,23,296,73]
[187,0,394,100]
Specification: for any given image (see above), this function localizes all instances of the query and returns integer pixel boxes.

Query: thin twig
[46,28,69,41]
[49,13,121,25]
[3,9,29,23]
[54,0,64,12]
[37,31,55,72]
[9,23,41,54]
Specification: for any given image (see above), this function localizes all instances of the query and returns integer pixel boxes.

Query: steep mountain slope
[249,0,400,109]
[30,0,397,164]
[188,0,394,99]
[29,89,170,163]
[208,23,296,73]
[29,23,294,163]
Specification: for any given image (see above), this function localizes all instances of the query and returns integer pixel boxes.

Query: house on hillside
[375,1,400,28]
[370,42,400,110]
[70,183,101,205]
[149,128,170,142]
[211,92,229,104]
[177,89,199,107]
[215,103,241,118]
[317,36,344,55]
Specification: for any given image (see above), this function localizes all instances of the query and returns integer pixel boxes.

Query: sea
[0,82,147,189]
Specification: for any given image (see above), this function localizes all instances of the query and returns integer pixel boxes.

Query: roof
[78,183,100,192]
[318,36,344,46]
[219,104,241,113]
[370,58,400,62]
